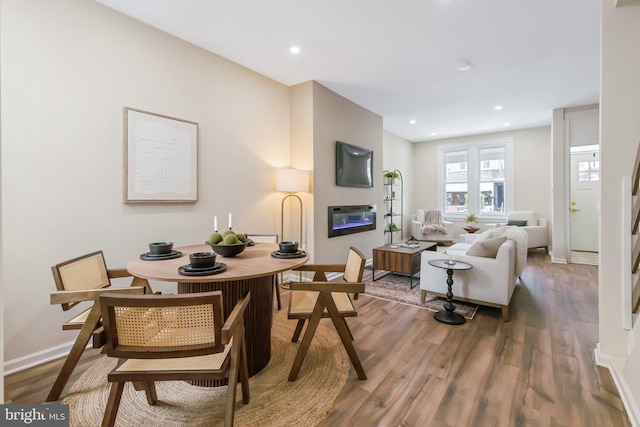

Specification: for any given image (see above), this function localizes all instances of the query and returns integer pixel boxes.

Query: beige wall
[289,82,315,255]
[383,131,414,240]
[1,0,290,367]
[599,0,640,421]
[412,127,552,236]
[311,82,384,263]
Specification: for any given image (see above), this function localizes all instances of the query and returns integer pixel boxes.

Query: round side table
[427,259,473,325]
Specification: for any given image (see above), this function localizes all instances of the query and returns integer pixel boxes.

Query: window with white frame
[439,139,512,218]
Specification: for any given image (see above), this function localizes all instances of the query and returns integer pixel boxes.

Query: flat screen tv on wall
[335,141,373,188]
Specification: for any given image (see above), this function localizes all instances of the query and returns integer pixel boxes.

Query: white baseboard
[4,340,77,376]
[595,343,640,427]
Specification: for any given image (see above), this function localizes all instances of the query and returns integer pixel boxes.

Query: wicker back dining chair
[287,246,367,381]
[99,291,250,427]
[47,251,150,402]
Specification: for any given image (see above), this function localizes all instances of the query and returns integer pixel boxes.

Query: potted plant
[463,213,480,233]
[384,171,399,184]
[386,222,399,232]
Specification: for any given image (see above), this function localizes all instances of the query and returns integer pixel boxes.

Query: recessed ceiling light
[289,46,301,54]
[409,119,416,124]
[494,105,503,111]
[431,132,437,137]
[504,122,510,126]
[458,61,472,71]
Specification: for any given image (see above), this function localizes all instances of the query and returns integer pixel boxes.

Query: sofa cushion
[506,219,528,227]
[466,236,507,258]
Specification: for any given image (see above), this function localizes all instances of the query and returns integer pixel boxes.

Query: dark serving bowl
[279,241,299,253]
[189,251,217,268]
[149,241,174,255]
[207,241,249,257]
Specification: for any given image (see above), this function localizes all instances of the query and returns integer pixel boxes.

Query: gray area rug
[364,270,478,320]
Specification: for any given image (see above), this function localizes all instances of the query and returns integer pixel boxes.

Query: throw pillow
[466,235,507,258]
[506,219,528,227]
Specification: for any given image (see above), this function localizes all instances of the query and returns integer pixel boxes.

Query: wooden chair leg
[420,290,426,304]
[239,333,250,404]
[291,319,305,342]
[47,304,102,402]
[131,276,154,294]
[344,319,354,340]
[102,381,125,427]
[289,302,324,381]
[501,305,510,322]
[324,295,367,380]
[273,275,282,310]
[225,334,242,427]
[141,382,157,405]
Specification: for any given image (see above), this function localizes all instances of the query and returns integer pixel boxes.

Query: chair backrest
[100,291,225,360]
[343,246,366,283]
[506,210,538,226]
[52,251,111,311]
[416,209,443,225]
[245,234,279,243]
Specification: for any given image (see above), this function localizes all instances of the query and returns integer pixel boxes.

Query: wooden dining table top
[127,243,309,283]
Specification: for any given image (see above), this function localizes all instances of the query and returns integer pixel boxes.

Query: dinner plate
[271,250,307,259]
[139,251,183,261]
[178,262,227,276]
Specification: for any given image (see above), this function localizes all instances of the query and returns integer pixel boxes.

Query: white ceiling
[96,0,600,142]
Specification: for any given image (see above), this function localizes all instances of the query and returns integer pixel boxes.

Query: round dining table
[127,242,309,377]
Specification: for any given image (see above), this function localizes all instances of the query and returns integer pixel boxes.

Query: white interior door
[570,150,600,252]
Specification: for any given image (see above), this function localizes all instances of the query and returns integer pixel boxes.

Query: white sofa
[410,209,454,244]
[420,236,520,321]
[501,211,549,253]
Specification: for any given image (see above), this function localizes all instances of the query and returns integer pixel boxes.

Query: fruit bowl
[206,241,249,257]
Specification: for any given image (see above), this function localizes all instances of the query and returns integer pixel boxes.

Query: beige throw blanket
[475,226,528,276]
[421,209,448,234]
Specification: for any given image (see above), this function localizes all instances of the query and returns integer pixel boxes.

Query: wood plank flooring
[4,251,631,426]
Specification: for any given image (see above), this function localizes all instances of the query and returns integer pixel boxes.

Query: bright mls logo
[1,404,68,426]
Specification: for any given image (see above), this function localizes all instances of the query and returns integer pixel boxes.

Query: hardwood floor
[4,251,631,426]
[318,251,630,426]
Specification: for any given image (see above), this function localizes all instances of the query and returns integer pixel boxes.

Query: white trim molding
[595,343,640,427]
[4,340,78,376]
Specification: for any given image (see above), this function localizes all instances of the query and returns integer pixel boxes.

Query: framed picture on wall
[124,107,198,203]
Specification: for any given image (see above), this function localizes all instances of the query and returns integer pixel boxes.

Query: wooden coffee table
[372,241,437,288]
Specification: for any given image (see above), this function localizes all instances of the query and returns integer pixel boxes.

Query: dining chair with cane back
[99,291,250,427]
[287,246,367,381]
[245,233,282,310]
[46,250,151,402]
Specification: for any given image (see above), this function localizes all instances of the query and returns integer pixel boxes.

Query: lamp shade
[276,168,309,193]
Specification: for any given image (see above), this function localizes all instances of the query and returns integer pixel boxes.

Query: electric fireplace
[328,205,376,238]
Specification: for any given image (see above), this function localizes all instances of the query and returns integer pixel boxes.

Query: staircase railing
[631,143,640,314]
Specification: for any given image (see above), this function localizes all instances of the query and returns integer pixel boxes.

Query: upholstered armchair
[410,209,454,244]
[503,211,549,253]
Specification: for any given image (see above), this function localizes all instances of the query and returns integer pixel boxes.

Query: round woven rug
[62,309,349,426]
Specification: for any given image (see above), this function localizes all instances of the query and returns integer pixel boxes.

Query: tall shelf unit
[383,169,403,243]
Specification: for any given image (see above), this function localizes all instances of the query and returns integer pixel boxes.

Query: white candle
[214,216,217,231]
[228,213,232,228]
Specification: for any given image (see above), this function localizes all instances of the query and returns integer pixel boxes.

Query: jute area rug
[62,309,349,427]
[364,270,479,320]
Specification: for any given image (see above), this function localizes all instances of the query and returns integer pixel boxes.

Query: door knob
[571,208,581,213]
